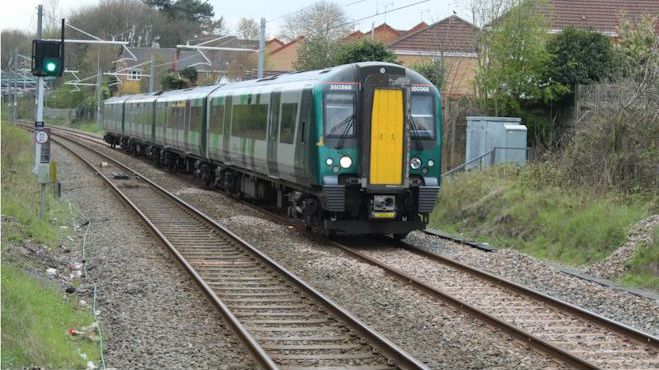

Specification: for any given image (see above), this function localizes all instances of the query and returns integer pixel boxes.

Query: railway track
[337,238,659,370]
[47,128,429,370]
[49,126,659,369]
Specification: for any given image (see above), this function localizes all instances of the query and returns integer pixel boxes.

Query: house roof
[389,15,479,54]
[546,0,659,35]
[118,47,177,70]
[266,38,285,47]
[345,30,364,40]
[176,49,253,73]
[405,21,429,34]
[269,36,305,55]
[344,22,430,43]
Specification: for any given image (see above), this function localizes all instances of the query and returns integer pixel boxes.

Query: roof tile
[389,15,478,53]
[546,0,659,34]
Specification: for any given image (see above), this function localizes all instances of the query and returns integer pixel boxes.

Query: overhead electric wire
[339,0,431,29]
[267,0,374,23]
[269,0,432,37]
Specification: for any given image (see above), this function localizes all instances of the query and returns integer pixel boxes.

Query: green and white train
[103,62,441,236]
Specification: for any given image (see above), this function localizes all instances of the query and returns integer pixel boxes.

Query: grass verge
[430,164,652,266]
[1,265,100,369]
[1,121,100,367]
[49,117,104,136]
[1,123,69,246]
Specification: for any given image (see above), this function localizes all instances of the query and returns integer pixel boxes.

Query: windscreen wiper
[327,115,354,137]
[336,115,355,149]
[408,116,424,151]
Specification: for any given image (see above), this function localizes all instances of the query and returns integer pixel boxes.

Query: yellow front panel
[370,89,404,185]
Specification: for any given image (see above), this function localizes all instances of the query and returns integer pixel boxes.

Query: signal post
[31,4,64,219]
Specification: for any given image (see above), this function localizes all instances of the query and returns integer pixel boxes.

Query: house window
[128,70,140,81]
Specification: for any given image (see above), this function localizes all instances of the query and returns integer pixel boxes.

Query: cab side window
[279,103,297,144]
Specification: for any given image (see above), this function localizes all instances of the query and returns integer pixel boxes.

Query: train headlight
[427,159,435,167]
[339,156,352,169]
[325,158,334,166]
[410,157,422,170]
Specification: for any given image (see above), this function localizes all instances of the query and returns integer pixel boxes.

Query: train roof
[124,91,161,104]
[105,62,438,104]
[157,84,221,102]
[221,62,405,89]
[105,95,130,104]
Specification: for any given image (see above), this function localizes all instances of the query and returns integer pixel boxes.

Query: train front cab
[318,63,441,236]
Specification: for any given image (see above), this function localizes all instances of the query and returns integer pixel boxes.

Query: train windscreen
[410,93,435,139]
[324,92,355,137]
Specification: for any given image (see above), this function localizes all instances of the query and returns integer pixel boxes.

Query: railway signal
[31,40,64,77]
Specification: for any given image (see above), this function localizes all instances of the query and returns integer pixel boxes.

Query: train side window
[410,94,435,139]
[173,104,185,130]
[232,103,268,140]
[209,99,225,135]
[167,104,176,128]
[181,104,188,130]
[190,102,203,133]
[279,103,297,144]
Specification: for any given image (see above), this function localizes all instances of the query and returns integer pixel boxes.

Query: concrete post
[149,55,155,92]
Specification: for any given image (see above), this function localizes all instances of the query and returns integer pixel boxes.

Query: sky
[0,0,473,38]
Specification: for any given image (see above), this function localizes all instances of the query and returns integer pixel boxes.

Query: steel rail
[48,134,278,370]
[325,241,601,370]
[46,125,658,369]
[421,228,495,252]
[396,240,659,348]
[49,129,430,370]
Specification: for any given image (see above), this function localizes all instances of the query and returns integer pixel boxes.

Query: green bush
[334,39,397,65]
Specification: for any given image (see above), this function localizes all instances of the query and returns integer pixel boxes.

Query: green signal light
[46,62,57,72]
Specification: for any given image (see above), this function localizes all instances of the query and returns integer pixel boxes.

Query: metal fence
[441,146,530,178]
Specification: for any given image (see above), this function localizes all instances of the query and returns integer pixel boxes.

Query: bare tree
[279,1,350,42]
[470,0,513,27]
[68,0,169,47]
[44,0,62,32]
[1,30,32,71]
[60,0,170,81]
[235,18,259,40]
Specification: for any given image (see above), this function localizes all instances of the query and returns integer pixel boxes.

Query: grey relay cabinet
[465,116,527,170]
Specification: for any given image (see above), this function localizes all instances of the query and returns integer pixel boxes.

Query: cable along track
[51,132,428,370]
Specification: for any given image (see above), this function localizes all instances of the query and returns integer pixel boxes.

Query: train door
[207,96,225,161]
[369,88,405,185]
[277,89,301,182]
[222,95,233,165]
[267,89,281,178]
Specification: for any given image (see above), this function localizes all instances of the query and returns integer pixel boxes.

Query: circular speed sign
[35,130,49,144]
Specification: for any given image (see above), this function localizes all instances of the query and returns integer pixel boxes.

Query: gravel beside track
[220,215,568,370]
[52,144,256,369]
[349,240,658,369]
[53,133,427,370]
[405,232,659,337]
[61,131,659,368]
